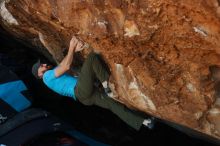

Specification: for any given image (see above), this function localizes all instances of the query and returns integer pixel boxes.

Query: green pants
[75,52,144,130]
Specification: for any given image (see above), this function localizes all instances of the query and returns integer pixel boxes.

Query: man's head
[32,60,52,79]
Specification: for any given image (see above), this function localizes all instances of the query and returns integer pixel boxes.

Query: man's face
[38,64,50,78]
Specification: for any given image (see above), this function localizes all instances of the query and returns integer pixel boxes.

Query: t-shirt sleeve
[43,69,56,82]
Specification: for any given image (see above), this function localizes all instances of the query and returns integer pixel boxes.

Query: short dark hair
[32,60,41,79]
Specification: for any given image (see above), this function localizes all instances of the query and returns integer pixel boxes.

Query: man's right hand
[75,40,84,52]
[69,36,84,52]
[69,36,78,51]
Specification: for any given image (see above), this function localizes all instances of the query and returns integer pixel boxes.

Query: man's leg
[91,90,145,130]
[75,52,145,130]
[75,52,109,105]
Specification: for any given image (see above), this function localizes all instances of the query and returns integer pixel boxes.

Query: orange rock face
[1,0,220,140]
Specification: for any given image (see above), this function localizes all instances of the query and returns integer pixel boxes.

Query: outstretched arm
[55,36,83,77]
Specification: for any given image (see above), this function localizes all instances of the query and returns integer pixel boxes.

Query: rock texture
[1,0,220,140]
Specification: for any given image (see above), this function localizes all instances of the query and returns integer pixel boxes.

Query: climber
[32,36,155,131]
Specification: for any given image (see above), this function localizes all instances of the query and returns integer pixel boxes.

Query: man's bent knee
[75,87,94,105]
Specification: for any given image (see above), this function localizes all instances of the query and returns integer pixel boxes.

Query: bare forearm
[54,36,81,77]
[60,46,75,69]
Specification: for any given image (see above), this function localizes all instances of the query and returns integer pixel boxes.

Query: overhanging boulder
[1,0,220,141]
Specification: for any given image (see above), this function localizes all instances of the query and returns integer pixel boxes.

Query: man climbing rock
[32,36,154,130]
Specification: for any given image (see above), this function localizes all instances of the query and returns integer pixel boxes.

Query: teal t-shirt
[43,68,78,100]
